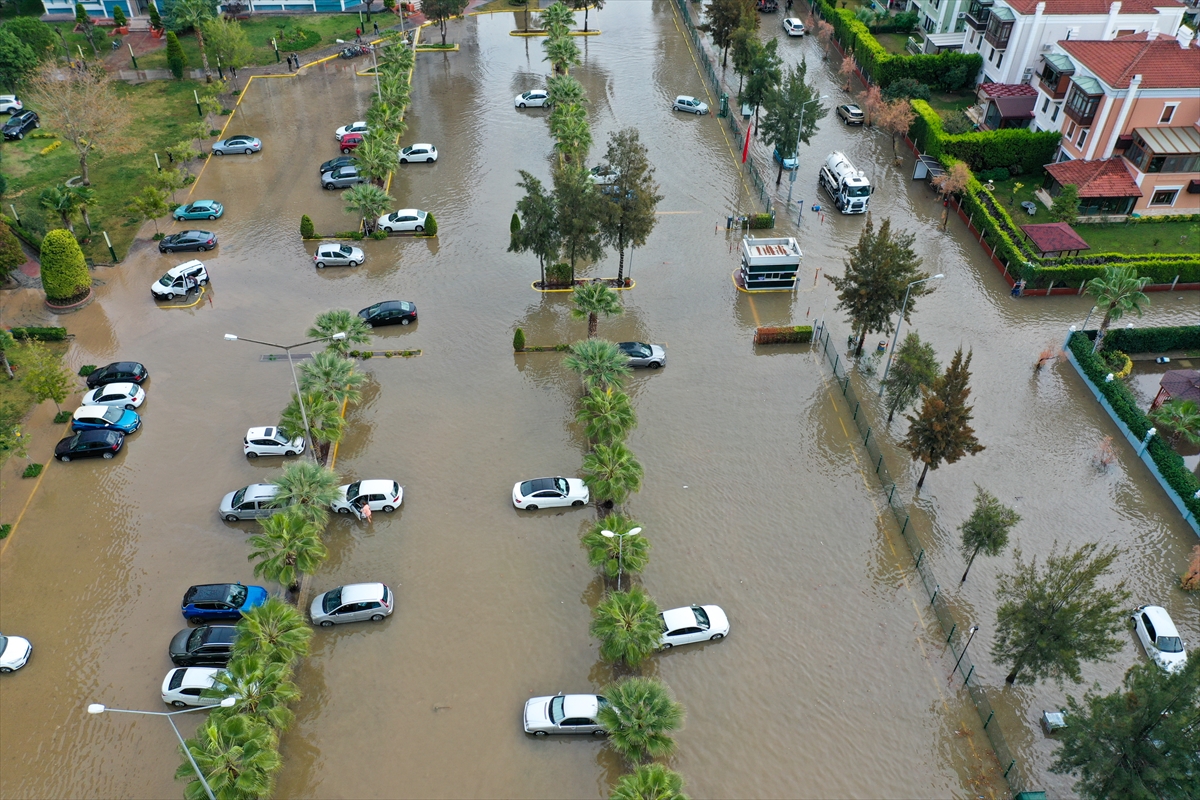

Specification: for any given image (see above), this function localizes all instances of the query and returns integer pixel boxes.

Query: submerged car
[515,90,550,108]
[782,17,806,35]
[86,361,149,388]
[512,476,589,510]
[0,633,32,673]
[151,260,208,299]
[158,230,217,253]
[219,483,283,522]
[319,155,357,174]
[173,200,224,221]
[399,143,438,163]
[335,121,368,141]
[161,667,225,707]
[773,147,798,170]
[358,300,417,327]
[243,426,305,458]
[71,405,141,434]
[331,480,403,515]
[523,694,608,735]
[618,341,666,369]
[672,95,708,115]
[313,243,364,268]
[81,382,145,409]
[211,134,261,155]
[837,103,866,125]
[310,583,394,626]
[339,132,364,153]
[377,209,429,233]
[321,165,366,190]
[1132,605,1188,673]
[181,583,269,623]
[169,625,237,667]
[54,429,125,462]
[659,604,730,648]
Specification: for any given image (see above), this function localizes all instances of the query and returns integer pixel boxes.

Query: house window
[1115,28,1135,37]
[1042,98,1050,112]
[1077,127,1088,148]
[1150,188,1179,206]
[996,50,1003,66]
[1064,81,1101,124]
[984,10,1014,49]
[1065,120,1077,139]
[924,14,937,32]
[1051,104,1060,122]
[1159,104,1177,124]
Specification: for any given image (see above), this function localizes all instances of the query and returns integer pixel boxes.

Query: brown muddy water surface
[1,5,1197,799]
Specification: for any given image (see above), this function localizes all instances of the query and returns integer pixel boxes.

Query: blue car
[773,147,798,170]
[181,583,269,624]
[71,405,141,434]
[173,200,224,221]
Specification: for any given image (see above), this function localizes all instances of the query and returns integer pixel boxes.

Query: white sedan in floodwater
[523,693,608,735]
[512,477,589,510]
[659,604,730,649]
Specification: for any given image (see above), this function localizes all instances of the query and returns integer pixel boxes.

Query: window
[924,14,936,32]
[984,9,1014,48]
[1064,80,1101,124]
[1150,188,1179,206]
[1077,127,1088,148]
[1050,104,1060,122]
[1065,120,1077,140]
[1042,98,1050,112]
[1115,28,1135,37]
[1159,103,1177,124]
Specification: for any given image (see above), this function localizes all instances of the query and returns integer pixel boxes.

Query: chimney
[1177,25,1195,49]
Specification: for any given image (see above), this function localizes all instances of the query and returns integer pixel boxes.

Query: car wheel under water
[60,455,71,462]
[320,620,334,627]
[711,633,724,640]
[518,102,527,109]
[0,667,12,674]
[246,452,258,459]
[572,500,584,506]
[214,150,223,155]
[244,149,252,155]
[172,700,188,708]
[525,504,538,511]
[400,318,411,326]
[593,730,605,736]
[208,214,216,220]
[338,508,352,515]
[382,505,395,513]
[533,730,546,736]
[371,614,385,621]
[316,262,325,268]
[415,225,424,232]
[348,260,359,267]
[650,361,661,369]
[103,452,114,459]
[225,514,239,522]
[125,404,135,410]
[285,450,297,456]
[197,245,208,251]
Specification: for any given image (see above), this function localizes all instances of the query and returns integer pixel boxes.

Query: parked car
[589,164,620,186]
[673,95,708,115]
[515,89,550,108]
[782,17,805,35]
[773,147,798,170]
[85,361,149,388]
[173,200,224,221]
[0,633,32,673]
[1132,605,1188,673]
[2,110,38,140]
[377,209,428,233]
[169,625,237,667]
[211,134,261,155]
[321,165,366,190]
[331,480,403,515]
[618,341,666,369]
[310,583,394,626]
[161,667,224,707]
[659,604,729,648]
[523,694,608,735]
[0,96,23,114]
[512,476,589,510]
[81,382,145,410]
[320,155,357,174]
[358,300,417,327]
[335,121,368,141]
[244,426,305,458]
[219,483,283,522]
[54,429,125,462]
[313,243,364,268]
[398,143,438,163]
[151,260,208,299]
[71,405,141,435]
[181,583,269,623]
[757,0,779,10]
[339,132,364,154]
[837,103,865,125]
[159,230,217,253]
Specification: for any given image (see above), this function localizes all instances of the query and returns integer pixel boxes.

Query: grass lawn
[926,91,975,114]
[1,79,211,263]
[873,32,910,55]
[475,0,533,11]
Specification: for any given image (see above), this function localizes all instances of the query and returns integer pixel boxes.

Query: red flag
[741,123,751,163]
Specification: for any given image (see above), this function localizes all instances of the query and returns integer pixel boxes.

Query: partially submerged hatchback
[161,667,224,707]
[181,583,269,623]
[1132,605,1188,673]
[331,480,403,515]
[243,426,305,458]
[169,625,238,667]
[71,405,141,434]
[310,582,394,626]
[219,483,283,521]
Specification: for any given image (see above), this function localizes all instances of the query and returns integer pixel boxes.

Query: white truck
[739,236,802,292]
[818,151,873,214]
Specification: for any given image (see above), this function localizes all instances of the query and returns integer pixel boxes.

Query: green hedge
[10,326,67,341]
[1067,330,1200,519]
[910,100,1060,173]
[754,325,813,344]
[1104,326,1200,354]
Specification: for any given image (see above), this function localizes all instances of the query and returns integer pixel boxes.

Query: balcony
[983,7,1014,49]
[965,0,992,29]
[1063,77,1103,125]
[1035,54,1074,99]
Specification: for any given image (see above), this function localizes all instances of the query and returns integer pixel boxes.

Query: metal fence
[813,324,1033,797]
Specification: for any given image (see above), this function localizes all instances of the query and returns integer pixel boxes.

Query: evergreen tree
[883,331,938,423]
[75,3,98,55]
[0,28,37,89]
[554,164,603,282]
[148,0,163,29]
[597,128,662,283]
[1050,184,1080,225]
[699,0,755,67]
[901,347,984,488]
[510,170,561,288]
[3,18,57,62]
[740,37,782,130]
[958,485,1019,583]
[761,60,826,186]
[38,229,92,303]
[165,31,187,79]
[113,5,127,27]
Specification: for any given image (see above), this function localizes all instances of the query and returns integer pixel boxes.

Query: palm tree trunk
[961,546,981,583]
[79,151,92,186]
[616,246,626,283]
[1092,311,1114,353]
[60,212,75,234]
[197,30,212,82]
[916,461,930,488]
[588,312,598,339]
[81,207,93,233]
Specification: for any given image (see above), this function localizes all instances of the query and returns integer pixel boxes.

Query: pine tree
[901,347,984,489]
[165,31,187,79]
[883,331,938,423]
[958,485,1019,583]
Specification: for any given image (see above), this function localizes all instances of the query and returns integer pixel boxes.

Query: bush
[11,327,67,341]
[370,230,388,240]
[39,141,61,156]
[165,31,186,79]
[748,212,774,229]
[754,325,814,344]
[22,463,43,479]
[53,410,71,424]
[0,524,10,539]
[423,212,437,236]
[300,214,315,239]
[513,327,526,352]
[940,110,973,135]
[78,364,97,376]
[546,262,572,288]
[112,5,126,26]
[978,167,1011,182]
[1105,325,1200,354]
[909,100,1060,173]
[39,230,92,304]
[883,77,930,100]
[0,220,23,283]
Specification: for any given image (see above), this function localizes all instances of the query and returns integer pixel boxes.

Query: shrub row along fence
[812,324,1034,796]
[1064,326,1200,530]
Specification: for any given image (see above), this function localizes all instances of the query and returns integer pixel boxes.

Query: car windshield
[102,407,123,423]
[693,606,710,629]
[0,635,7,652]
[1157,636,1184,653]
[549,696,565,724]
[157,273,174,286]
[227,585,248,607]
[339,245,353,255]
[231,487,247,507]
[555,478,568,494]
[323,588,343,613]
[346,481,361,500]
[187,629,205,649]
[848,186,871,198]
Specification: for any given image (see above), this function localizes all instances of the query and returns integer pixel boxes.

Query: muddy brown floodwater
[2,5,1197,799]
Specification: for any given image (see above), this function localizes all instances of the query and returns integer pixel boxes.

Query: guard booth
[738,236,802,291]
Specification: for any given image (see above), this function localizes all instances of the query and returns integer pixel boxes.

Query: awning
[925,31,966,48]
[1134,126,1200,156]
[1042,53,1074,74]
[1021,222,1091,255]
[991,5,1014,20]
[995,95,1036,118]
[1071,75,1103,95]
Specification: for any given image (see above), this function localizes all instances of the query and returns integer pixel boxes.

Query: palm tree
[177,713,281,800]
[355,137,397,187]
[547,73,585,107]
[539,0,574,35]
[598,677,684,763]
[565,339,631,393]
[39,184,83,233]
[299,350,365,406]
[550,103,591,164]
[582,514,650,581]
[248,507,328,599]
[366,101,407,141]
[1148,398,1200,447]
[582,441,643,508]
[378,41,415,74]
[307,309,372,355]
[343,183,392,234]
[207,653,300,732]
[577,386,636,445]
[591,586,661,669]
[543,34,581,75]
[610,764,689,800]
[1085,266,1151,353]
[70,185,98,233]
[171,0,216,82]
[233,597,313,665]
[572,282,623,339]
[281,391,345,464]
[378,73,411,107]
[269,461,340,526]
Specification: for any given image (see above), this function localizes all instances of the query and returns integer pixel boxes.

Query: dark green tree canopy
[510,170,561,287]
[761,60,826,186]
[958,484,1018,583]
[700,0,755,67]
[597,128,662,282]
[901,347,984,488]
[553,164,603,281]
[883,331,938,423]
[0,28,38,90]
[3,17,57,62]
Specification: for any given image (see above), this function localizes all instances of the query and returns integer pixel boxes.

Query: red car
[340,133,363,154]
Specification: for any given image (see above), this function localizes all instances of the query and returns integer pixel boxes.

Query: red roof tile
[1159,369,1200,403]
[1020,222,1092,254]
[1006,0,1181,14]
[1059,36,1200,89]
[980,83,1039,98]
[1045,158,1144,198]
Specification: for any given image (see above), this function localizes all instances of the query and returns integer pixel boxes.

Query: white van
[152,259,208,299]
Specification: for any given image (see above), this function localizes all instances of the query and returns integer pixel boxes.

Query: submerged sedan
[659,604,730,649]
[512,476,589,510]
[524,694,608,735]
[173,200,224,221]
[54,429,125,461]
[211,134,261,155]
[71,405,141,434]
[159,230,217,253]
[618,341,666,369]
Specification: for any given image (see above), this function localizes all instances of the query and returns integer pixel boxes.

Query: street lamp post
[951,625,979,679]
[786,94,830,208]
[87,698,237,800]
[599,526,642,591]
[223,332,347,462]
[878,274,945,395]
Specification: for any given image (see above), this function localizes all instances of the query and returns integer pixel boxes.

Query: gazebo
[1151,369,1200,410]
[1019,222,1091,258]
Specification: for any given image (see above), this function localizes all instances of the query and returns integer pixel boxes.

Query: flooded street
[2,5,1197,799]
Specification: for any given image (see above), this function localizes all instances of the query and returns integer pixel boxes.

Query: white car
[672,95,709,115]
[335,121,368,141]
[331,479,403,515]
[313,242,365,268]
[659,604,729,649]
[161,667,224,707]
[377,209,429,233]
[1132,605,1188,673]
[82,382,145,410]
[151,259,208,299]
[512,476,589,510]
[524,693,608,735]
[399,143,438,163]
[589,164,620,186]
[243,426,305,458]
[782,17,806,35]
[0,96,22,114]
[515,89,550,108]
[0,633,32,673]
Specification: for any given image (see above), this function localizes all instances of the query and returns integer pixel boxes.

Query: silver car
[672,95,709,115]
[618,341,666,369]
[321,165,366,190]
[313,243,365,268]
[523,693,608,735]
[219,483,283,521]
[311,583,394,626]
[211,134,261,155]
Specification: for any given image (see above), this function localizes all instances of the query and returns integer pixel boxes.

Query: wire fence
[812,324,1034,797]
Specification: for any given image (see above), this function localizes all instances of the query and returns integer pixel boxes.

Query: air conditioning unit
[1041,43,1052,51]
[957,11,966,17]
[1022,68,1033,83]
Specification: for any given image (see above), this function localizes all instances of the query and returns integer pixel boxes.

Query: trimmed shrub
[53,410,71,424]
[112,5,126,26]
[748,212,774,229]
[546,262,572,288]
[165,31,186,79]
[78,364,97,376]
[11,327,67,341]
[1105,326,1200,354]
[39,230,92,304]
[977,167,1011,182]
[0,524,10,539]
[883,77,930,101]
[148,0,161,29]
[22,463,43,479]
[513,327,526,352]
[0,220,24,283]
[754,325,814,344]
[909,100,1060,173]
[300,214,315,239]
[424,213,437,236]
[940,110,974,135]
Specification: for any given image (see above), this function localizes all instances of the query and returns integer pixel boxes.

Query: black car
[54,429,125,462]
[159,230,217,253]
[358,300,417,327]
[320,155,358,174]
[2,110,38,140]
[86,361,149,388]
[169,625,238,667]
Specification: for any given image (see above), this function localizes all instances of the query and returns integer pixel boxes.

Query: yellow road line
[0,457,50,559]
[186,106,237,198]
